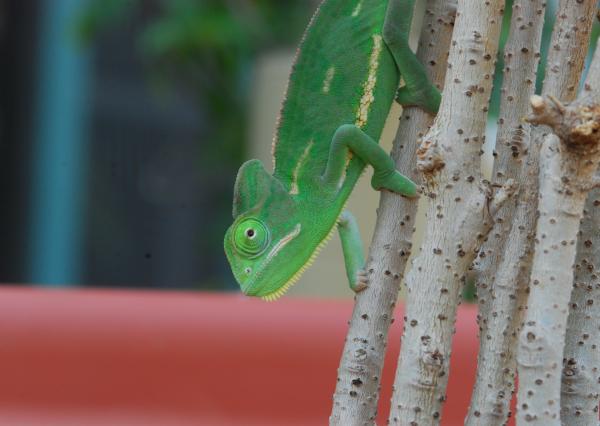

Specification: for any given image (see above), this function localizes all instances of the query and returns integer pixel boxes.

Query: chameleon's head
[224,159,306,301]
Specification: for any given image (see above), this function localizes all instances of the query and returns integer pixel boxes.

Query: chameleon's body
[224,0,439,300]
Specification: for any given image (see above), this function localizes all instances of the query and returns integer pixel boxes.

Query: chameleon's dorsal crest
[232,159,294,218]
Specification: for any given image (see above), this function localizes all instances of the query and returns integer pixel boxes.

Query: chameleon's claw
[352,269,369,293]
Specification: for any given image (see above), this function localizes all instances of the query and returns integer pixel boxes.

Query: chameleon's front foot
[395,85,441,114]
[323,125,420,199]
[371,169,418,198]
[351,269,369,293]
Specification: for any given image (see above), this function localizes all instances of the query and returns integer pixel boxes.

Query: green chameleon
[224,0,439,301]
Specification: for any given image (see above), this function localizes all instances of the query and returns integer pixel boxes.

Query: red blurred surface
[0,287,513,425]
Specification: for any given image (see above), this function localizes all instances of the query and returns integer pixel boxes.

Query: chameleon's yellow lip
[237,261,297,300]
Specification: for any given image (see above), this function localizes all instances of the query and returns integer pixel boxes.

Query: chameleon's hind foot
[352,269,369,293]
[371,170,418,198]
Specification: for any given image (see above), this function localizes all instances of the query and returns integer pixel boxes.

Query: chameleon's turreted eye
[233,218,270,257]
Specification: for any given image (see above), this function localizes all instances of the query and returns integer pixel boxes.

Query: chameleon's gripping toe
[371,170,418,198]
[352,269,369,293]
[395,85,441,114]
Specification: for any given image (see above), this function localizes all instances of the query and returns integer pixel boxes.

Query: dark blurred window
[0,0,314,290]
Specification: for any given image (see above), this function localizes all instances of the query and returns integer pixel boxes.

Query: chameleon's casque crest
[232,159,294,218]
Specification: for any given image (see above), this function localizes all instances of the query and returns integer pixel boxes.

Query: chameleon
[224,0,440,301]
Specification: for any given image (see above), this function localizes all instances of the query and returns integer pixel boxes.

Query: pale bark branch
[465,1,546,424]
[560,181,600,425]
[516,38,600,426]
[329,1,456,424]
[561,40,600,426]
[527,94,600,146]
[387,1,508,424]
[585,175,600,190]
[541,1,598,102]
[488,179,518,217]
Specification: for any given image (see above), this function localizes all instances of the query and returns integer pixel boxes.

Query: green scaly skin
[224,0,440,300]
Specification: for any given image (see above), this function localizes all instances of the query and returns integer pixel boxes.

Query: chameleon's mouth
[259,277,300,302]
[240,271,300,301]
[238,260,303,301]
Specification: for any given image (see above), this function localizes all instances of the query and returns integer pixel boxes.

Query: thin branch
[329,1,456,424]
[387,1,509,424]
[465,1,546,424]
[560,180,600,425]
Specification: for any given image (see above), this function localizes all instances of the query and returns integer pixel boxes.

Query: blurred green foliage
[78,0,313,166]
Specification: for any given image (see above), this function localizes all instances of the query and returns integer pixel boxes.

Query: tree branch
[527,94,600,148]
[516,39,600,425]
[560,180,600,425]
[465,1,546,424]
[387,1,509,424]
[329,1,456,424]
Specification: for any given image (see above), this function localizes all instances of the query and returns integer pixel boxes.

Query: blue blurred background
[1,0,597,291]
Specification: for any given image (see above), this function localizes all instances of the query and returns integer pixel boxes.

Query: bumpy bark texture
[465,1,546,424]
[387,1,512,425]
[516,42,600,425]
[329,2,456,425]
[560,183,600,425]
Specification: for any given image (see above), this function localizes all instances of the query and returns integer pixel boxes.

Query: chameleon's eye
[233,218,270,257]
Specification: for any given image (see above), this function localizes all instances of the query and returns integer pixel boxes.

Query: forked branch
[516,42,600,425]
